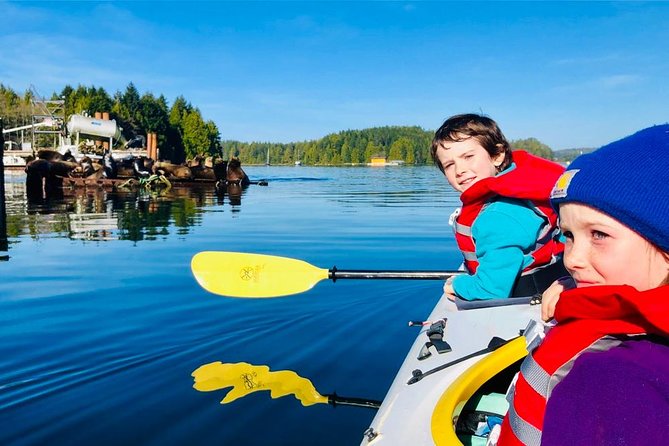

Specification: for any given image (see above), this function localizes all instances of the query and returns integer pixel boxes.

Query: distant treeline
[2,82,577,164]
[223,131,560,165]
[222,126,433,165]
[552,147,596,162]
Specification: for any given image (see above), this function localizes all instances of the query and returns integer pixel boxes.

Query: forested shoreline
[1,83,587,164]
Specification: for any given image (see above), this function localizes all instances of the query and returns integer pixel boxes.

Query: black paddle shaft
[327,393,381,409]
[328,267,456,282]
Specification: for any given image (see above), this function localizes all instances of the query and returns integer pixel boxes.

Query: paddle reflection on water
[1,122,7,260]
[0,177,7,261]
[192,361,381,409]
[193,362,329,406]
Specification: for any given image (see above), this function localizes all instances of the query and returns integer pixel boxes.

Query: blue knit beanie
[550,124,669,252]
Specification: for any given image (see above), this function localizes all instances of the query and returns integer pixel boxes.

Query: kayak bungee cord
[407,336,517,385]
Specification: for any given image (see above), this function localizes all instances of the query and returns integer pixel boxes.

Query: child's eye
[562,230,574,241]
[443,162,453,170]
[592,230,609,240]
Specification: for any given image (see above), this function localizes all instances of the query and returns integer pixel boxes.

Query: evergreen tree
[340,142,351,164]
[181,108,210,158]
[364,141,381,162]
[113,83,142,134]
[89,87,113,115]
[0,84,30,128]
[138,93,169,134]
[164,96,190,162]
[350,147,362,164]
[511,137,554,159]
[205,120,222,156]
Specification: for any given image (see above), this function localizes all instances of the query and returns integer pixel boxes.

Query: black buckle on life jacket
[418,319,452,360]
[511,256,569,297]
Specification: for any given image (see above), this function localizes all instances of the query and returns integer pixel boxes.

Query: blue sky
[1,1,667,149]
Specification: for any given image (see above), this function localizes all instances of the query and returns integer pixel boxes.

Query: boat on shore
[361,294,537,445]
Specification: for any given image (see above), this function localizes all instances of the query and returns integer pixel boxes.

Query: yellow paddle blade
[191,251,330,298]
[192,361,329,406]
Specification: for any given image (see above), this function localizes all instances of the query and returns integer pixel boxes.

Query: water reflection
[0,173,8,261]
[3,174,249,244]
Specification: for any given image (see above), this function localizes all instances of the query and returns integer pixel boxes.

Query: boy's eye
[592,230,609,240]
[562,230,573,241]
[443,162,453,170]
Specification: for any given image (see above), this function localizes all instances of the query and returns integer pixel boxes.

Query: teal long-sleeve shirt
[451,197,546,300]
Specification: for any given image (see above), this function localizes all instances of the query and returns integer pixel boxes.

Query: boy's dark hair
[430,113,513,174]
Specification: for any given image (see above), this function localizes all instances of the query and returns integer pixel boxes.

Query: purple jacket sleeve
[541,338,669,446]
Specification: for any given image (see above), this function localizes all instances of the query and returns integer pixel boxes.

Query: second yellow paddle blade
[191,251,330,298]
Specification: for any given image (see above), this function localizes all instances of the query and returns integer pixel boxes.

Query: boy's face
[559,203,669,291]
[434,136,505,193]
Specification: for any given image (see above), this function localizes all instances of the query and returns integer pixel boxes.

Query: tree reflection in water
[2,177,248,243]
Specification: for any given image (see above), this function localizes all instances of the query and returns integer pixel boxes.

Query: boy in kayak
[430,114,566,301]
[498,124,669,445]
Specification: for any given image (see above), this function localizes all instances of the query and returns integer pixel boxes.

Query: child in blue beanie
[430,114,566,301]
[498,124,669,445]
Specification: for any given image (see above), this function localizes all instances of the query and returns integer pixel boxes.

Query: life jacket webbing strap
[507,402,542,445]
[462,251,477,261]
[519,354,550,399]
[454,221,472,237]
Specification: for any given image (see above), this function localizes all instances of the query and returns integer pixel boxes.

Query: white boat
[361,295,538,445]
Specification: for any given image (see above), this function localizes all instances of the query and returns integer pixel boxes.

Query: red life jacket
[454,151,564,274]
[498,285,669,446]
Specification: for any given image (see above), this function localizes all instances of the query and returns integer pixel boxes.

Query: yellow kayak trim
[431,336,529,445]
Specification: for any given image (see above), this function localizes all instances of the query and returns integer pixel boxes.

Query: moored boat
[361,294,538,445]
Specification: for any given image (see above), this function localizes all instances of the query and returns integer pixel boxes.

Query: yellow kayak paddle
[191,251,459,298]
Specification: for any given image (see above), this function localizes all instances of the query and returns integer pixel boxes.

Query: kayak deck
[362,295,539,445]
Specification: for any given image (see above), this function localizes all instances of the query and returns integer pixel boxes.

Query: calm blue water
[1,166,461,446]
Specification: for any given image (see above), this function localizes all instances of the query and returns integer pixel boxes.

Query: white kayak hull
[361,295,540,445]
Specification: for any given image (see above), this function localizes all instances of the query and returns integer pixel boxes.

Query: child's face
[559,203,669,291]
[434,136,505,193]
